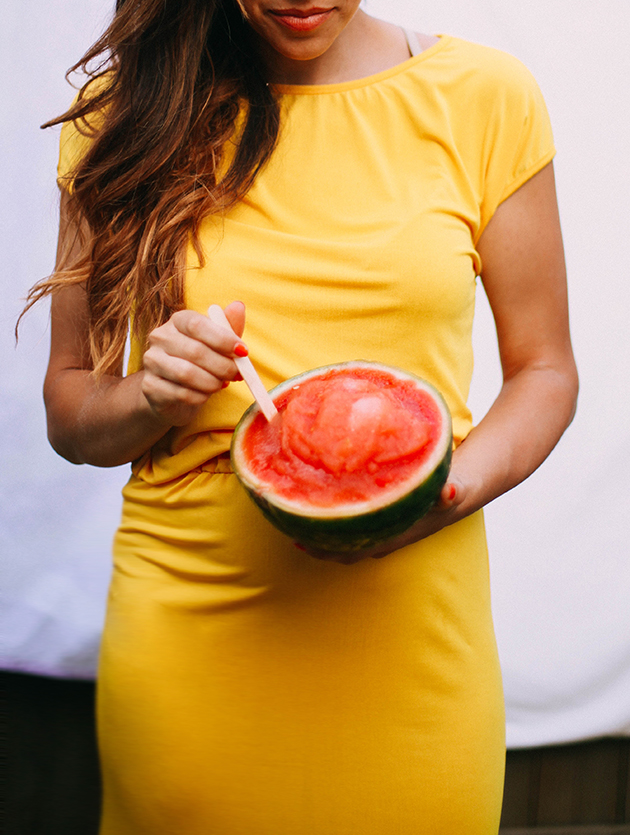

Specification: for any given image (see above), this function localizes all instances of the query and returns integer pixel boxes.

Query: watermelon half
[231,361,452,552]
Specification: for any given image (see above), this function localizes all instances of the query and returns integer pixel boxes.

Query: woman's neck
[255,12,416,86]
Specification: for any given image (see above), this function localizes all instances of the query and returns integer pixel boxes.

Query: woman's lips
[269,8,335,32]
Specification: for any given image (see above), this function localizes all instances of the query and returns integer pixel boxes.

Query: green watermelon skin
[231,362,453,552]
[243,445,452,551]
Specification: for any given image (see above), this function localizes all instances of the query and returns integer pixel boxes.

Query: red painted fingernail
[234,343,249,358]
[221,381,229,389]
[448,484,457,501]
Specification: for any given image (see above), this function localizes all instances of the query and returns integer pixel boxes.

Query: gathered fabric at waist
[131,431,235,485]
[198,450,233,474]
[115,463,493,625]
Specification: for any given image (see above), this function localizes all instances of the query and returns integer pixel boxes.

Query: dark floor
[502,829,630,835]
[501,736,630,830]
[2,669,630,834]
[3,671,101,835]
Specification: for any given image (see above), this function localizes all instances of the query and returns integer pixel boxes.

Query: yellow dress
[59,35,554,835]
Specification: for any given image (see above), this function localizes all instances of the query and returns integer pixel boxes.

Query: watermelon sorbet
[240,366,444,508]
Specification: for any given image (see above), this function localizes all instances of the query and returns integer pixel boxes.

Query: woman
[27,0,578,832]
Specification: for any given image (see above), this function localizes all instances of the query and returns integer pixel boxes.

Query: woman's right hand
[141,301,247,427]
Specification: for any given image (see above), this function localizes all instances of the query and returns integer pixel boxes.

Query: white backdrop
[2,1,629,749]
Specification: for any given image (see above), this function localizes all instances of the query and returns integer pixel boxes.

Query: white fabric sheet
[2,0,629,748]
[1,0,127,679]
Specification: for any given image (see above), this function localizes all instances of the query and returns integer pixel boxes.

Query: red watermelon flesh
[240,366,443,508]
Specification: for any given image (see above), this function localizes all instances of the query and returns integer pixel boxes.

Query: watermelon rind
[231,361,453,552]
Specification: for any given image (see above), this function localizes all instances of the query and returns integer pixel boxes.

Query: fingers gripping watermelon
[230,362,453,552]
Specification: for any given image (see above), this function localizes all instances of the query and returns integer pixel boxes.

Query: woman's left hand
[298,475,468,565]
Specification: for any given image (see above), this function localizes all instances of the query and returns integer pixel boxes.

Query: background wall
[1,0,128,678]
[2,0,629,749]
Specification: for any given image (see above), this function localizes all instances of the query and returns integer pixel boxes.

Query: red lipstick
[269,7,335,32]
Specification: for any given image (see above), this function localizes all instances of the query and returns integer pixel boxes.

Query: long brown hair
[21,0,281,375]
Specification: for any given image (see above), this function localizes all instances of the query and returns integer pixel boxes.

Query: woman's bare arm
[448,161,578,515]
[44,191,246,467]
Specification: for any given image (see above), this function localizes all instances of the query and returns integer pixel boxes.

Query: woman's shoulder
[429,39,555,235]
[428,36,546,101]
[399,34,551,145]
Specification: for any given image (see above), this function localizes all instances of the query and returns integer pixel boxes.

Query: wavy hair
[21,0,281,375]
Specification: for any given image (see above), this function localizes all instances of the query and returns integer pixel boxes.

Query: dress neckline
[272,34,451,97]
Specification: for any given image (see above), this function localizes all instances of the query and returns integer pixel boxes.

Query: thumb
[224,301,246,339]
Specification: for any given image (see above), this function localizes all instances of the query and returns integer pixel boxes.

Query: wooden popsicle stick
[207,305,278,422]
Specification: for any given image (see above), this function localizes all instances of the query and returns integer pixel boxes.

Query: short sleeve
[476,53,556,239]
[57,117,93,191]
[56,78,108,191]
